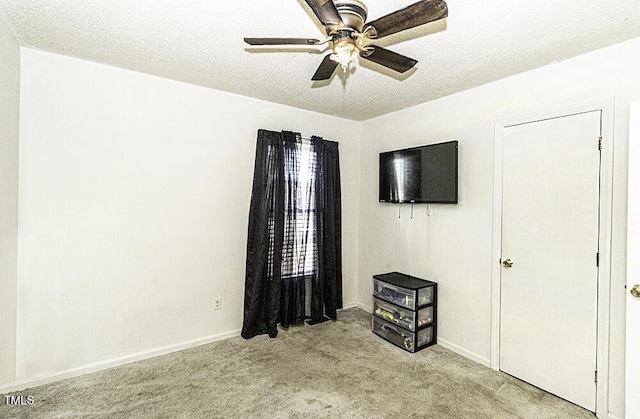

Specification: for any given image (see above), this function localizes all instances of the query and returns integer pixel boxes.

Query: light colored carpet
[1,308,594,418]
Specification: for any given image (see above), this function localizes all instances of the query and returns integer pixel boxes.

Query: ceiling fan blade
[304,0,344,29]
[244,38,322,46]
[364,0,448,39]
[311,54,339,81]
[360,46,417,73]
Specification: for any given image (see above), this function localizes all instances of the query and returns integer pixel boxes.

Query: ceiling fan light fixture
[330,44,357,71]
[330,32,359,72]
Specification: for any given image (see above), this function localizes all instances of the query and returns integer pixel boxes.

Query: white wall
[357,36,640,418]
[15,48,360,382]
[0,15,20,386]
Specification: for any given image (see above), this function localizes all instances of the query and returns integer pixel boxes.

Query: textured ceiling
[1,0,639,121]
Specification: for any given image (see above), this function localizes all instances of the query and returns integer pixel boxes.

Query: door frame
[490,99,614,418]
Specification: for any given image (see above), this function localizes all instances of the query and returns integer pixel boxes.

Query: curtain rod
[300,136,339,146]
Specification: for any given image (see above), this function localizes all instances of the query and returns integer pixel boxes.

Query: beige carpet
[1,308,594,418]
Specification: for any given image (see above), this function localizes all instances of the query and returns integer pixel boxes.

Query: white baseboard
[2,306,374,394]
[437,338,491,368]
[0,329,241,394]
[344,304,491,369]
[607,414,621,419]
[341,302,371,312]
[343,303,492,367]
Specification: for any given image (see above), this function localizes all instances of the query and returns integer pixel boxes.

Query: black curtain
[279,135,309,329]
[241,129,286,339]
[241,129,342,339]
[310,136,342,322]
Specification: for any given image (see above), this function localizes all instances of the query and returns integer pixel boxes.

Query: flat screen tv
[379,140,458,204]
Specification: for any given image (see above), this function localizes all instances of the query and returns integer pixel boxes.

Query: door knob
[631,284,640,298]
[502,258,514,268]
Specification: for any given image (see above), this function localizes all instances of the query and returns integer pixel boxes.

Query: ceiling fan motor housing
[334,0,368,32]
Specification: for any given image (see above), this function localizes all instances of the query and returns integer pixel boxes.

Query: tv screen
[379,140,458,204]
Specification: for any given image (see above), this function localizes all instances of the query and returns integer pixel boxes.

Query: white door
[627,101,640,419]
[500,111,601,411]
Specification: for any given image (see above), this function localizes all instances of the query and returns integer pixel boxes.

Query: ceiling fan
[244,0,448,81]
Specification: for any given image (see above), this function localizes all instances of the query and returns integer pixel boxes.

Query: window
[265,141,317,279]
[282,142,317,278]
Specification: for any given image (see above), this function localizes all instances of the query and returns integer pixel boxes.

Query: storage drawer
[373,277,434,310]
[373,297,434,331]
[372,316,434,353]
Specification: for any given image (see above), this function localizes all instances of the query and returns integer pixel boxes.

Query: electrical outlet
[213,297,222,311]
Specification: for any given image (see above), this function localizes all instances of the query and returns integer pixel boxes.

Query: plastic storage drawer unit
[371,272,437,353]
